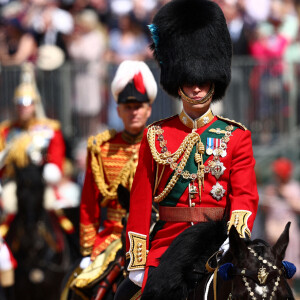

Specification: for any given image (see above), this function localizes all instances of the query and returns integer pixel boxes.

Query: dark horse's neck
[15,164,45,229]
[5,163,71,300]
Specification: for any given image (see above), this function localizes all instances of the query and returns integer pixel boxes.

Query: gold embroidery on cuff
[227,210,252,238]
[80,223,98,256]
[91,233,121,261]
[127,231,147,271]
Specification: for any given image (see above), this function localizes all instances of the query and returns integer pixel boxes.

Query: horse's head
[14,163,45,226]
[219,223,295,299]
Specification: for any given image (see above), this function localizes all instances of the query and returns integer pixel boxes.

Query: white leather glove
[0,240,14,271]
[43,163,62,185]
[129,269,145,287]
[219,237,229,255]
[79,256,91,269]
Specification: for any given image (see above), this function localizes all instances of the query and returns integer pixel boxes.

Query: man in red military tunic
[0,63,66,234]
[115,0,259,297]
[69,60,157,296]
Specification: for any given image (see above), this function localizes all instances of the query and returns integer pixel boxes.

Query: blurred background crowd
[0,0,300,296]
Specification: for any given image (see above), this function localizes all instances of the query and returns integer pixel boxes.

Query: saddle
[71,239,124,300]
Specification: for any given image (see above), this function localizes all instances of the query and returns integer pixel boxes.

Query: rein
[205,250,223,300]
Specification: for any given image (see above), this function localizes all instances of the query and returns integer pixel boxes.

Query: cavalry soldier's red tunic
[126,109,259,275]
[0,118,65,178]
[0,118,66,236]
[80,130,143,261]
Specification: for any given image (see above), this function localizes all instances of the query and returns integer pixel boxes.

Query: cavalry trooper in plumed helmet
[0,63,67,236]
[114,0,259,299]
[66,60,156,299]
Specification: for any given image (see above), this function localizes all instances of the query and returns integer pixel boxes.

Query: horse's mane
[142,219,227,300]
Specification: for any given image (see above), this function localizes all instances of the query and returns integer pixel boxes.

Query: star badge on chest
[210,182,226,201]
[210,161,226,179]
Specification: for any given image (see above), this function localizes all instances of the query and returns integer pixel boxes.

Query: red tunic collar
[178,108,214,129]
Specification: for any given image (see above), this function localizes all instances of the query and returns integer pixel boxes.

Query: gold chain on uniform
[147,124,235,203]
[147,125,205,203]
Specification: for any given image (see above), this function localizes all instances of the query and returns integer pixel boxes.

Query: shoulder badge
[87,129,116,155]
[216,115,247,131]
[147,114,178,129]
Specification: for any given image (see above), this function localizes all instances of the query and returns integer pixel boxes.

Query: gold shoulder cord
[4,133,32,177]
[147,126,205,203]
[89,130,139,207]
[216,116,247,131]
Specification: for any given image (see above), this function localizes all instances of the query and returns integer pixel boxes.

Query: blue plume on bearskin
[148,24,159,49]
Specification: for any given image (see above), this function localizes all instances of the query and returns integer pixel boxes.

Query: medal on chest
[209,160,226,179]
[205,125,234,200]
[206,137,227,157]
[210,182,226,201]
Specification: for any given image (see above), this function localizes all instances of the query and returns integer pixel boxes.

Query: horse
[142,220,296,300]
[5,163,72,300]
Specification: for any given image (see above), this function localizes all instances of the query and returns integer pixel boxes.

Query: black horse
[5,163,72,300]
[142,220,295,300]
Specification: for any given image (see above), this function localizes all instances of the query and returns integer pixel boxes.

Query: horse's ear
[117,184,130,212]
[229,225,247,257]
[271,222,290,261]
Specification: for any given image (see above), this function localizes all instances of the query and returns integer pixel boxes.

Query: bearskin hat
[149,0,232,101]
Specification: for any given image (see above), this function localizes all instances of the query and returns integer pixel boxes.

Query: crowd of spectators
[1,0,298,64]
[1,0,300,138]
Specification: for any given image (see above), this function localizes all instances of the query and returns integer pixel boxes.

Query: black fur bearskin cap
[149,0,232,101]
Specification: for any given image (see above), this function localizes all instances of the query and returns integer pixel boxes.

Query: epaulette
[87,129,117,154]
[147,114,178,128]
[38,118,61,131]
[216,115,247,131]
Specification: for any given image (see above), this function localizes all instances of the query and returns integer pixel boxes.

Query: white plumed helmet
[111,60,157,105]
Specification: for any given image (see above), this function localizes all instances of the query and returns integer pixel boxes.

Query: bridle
[225,246,285,300]
[206,247,295,300]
